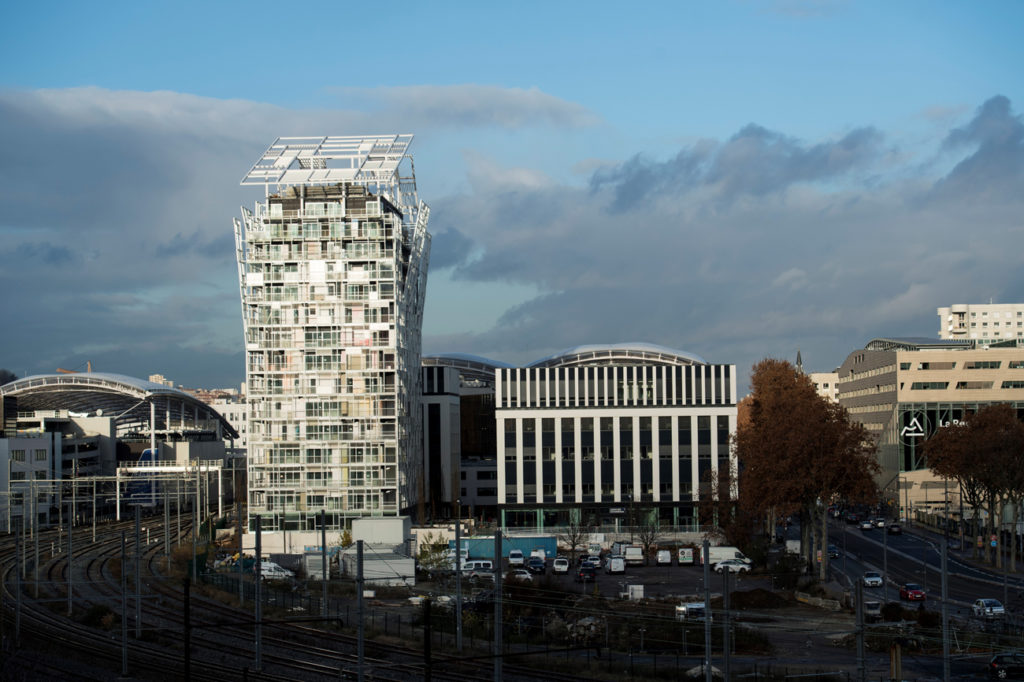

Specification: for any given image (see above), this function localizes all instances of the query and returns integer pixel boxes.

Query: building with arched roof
[0,372,239,531]
[420,344,737,533]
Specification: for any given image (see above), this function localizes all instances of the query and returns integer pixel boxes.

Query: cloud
[425,95,1024,387]
[331,84,599,129]
[934,95,1024,200]
[589,125,882,211]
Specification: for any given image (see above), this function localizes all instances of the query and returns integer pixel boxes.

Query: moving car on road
[714,559,750,573]
[974,598,1006,619]
[988,652,1024,679]
[862,571,883,588]
[827,544,840,558]
[900,583,926,601]
[859,519,874,531]
[887,524,903,535]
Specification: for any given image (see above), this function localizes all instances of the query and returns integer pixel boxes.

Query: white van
[463,559,493,573]
[605,555,625,574]
[699,546,751,566]
[508,550,525,567]
[676,602,710,622]
[656,550,672,566]
[256,561,294,579]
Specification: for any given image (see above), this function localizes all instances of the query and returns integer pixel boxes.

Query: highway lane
[827,519,1024,618]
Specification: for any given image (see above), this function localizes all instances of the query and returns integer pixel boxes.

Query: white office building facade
[494,344,737,531]
[938,303,1024,345]
[235,136,430,533]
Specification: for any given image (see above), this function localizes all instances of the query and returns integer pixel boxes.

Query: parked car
[552,557,570,574]
[900,583,926,601]
[508,550,525,567]
[862,571,883,588]
[714,559,750,574]
[584,554,603,569]
[526,557,546,574]
[859,519,874,531]
[988,652,1024,679]
[887,523,902,535]
[864,600,882,623]
[507,568,532,582]
[575,565,597,583]
[974,599,1006,619]
[827,544,840,559]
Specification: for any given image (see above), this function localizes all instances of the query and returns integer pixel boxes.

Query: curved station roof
[528,343,708,368]
[0,373,238,439]
[425,343,709,378]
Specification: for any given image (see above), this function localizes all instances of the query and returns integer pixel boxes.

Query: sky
[1,1,1022,390]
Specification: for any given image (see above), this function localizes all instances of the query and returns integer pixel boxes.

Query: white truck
[698,546,751,566]
[623,545,645,566]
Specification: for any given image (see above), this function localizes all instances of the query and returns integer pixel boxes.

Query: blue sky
[1,1,1022,389]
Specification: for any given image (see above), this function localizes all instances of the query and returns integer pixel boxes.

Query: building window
[1001,381,1024,389]
[910,382,949,390]
[11,450,25,462]
[900,363,911,370]
[34,450,47,461]
[956,381,994,390]
[965,361,1001,369]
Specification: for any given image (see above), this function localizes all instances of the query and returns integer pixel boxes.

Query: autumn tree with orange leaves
[925,403,1024,568]
[734,359,879,579]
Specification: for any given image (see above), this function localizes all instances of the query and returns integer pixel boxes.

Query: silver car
[972,598,1005,619]
[862,571,883,588]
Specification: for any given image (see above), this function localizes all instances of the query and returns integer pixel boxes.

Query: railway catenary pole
[135,504,142,638]
[237,502,244,606]
[67,500,73,616]
[321,509,327,618]
[33,497,39,599]
[15,528,22,646]
[121,531,128,676]
[165,490,171,572]
[358,539,365,682]
[703,539,712,682]
[942,537,950,682]
[723,568,730,681]
[494,529,503,682]
[856,581,865,682]
[255,515,262,672]
[455,499,463,653]
[92,479,97,543]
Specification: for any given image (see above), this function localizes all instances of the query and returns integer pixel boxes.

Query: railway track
[1,518,590,681]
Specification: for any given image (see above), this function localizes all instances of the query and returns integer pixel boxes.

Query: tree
[733,359,879,579]
[926,403,1024,566]
[557,517,588,563]
[635,511,663,563]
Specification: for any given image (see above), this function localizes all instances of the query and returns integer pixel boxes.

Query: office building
[836,337,1024,517]
[495,343,737,531]
[235,136,430,535]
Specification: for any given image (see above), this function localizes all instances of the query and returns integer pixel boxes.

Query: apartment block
[938,303,1024,345]
[235,136,430,534]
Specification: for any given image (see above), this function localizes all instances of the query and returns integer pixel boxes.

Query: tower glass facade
[234,136,430,532]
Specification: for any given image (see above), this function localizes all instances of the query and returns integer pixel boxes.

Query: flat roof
[241,135,413,187]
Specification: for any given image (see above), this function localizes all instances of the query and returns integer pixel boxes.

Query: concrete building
[809,371,840,402]
[234,135,431,541]
[836,337,1024,519]
[938,303,1024,345]
[421,354,510,523]
[495,343,737,532]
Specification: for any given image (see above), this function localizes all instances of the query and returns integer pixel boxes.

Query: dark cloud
[589,125,882,211]
[934,95,1024,200]
[427,228,475,270]
[426,96,1024,388]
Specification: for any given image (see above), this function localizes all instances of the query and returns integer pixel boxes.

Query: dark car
[827,544,840,559]
[988,652,1024,679]
[887,524,903,535]
[575,565,597,583]
[527,557,546,574]
[900,583,926,601]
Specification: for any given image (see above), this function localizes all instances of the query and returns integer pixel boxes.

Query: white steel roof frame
[241,134,415,197]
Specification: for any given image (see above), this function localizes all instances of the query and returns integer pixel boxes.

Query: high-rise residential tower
[234,136,430,535]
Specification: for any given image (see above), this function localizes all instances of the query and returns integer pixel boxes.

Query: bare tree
[635,512,663,565]
[557,519,588,563]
